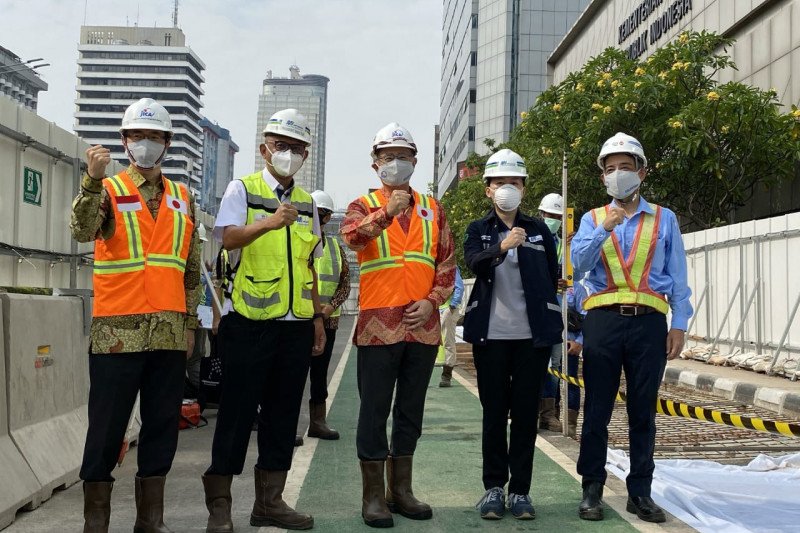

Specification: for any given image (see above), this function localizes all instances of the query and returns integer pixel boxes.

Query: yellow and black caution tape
[547,367,800,438]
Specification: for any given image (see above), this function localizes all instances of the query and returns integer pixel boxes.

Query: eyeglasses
[376,154,413,164]
[126,131,167,143]
[267,140,307,155]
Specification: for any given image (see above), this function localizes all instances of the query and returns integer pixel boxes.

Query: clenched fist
[86,145,112,180]
[265,203,298,230]
[385,190,412,217]
[500,227,527,252]
[602,207,627,231]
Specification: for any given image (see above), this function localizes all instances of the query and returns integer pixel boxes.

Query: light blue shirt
[570,197,692,330]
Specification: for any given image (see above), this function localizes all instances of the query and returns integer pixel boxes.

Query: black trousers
[577,309,668,497]
[309,327,337,404]
[207,313,313,474]
[356,342,437,461]
[473,340,550,495]
[80,350,186,482]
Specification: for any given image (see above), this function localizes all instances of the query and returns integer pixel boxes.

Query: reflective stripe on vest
[583,205,669,314]
[231,173,320,320]
[315,235,342,318]
[92,171,192,317]
[356,189,439,310]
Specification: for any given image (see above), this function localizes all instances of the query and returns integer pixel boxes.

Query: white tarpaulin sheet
[606,448,800,533]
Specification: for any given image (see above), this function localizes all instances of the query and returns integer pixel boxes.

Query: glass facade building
[437,0,588,196]
[199,117,239,215]
[254,66,329,192]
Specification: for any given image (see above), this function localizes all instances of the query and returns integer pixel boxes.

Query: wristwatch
[312,312,325,321]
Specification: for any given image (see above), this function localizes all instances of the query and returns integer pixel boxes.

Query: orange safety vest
[583,204,669,314]
[92,171,194,317]
[357,189,439,310]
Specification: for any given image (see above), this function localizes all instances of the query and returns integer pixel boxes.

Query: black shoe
[578,482,604,521]
[295,435,304,447]
[626,496,666,523]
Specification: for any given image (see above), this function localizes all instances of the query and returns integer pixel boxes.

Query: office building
[0,45,48,111]
[199,117,239,215]
[254,66,329,191]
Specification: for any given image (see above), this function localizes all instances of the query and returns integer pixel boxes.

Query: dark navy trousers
[576,308,667,497]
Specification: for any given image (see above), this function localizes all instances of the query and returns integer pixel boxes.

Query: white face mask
[604,169,641,199]
[378,160,415,186]
[126,139,167,169]
[267,145,305,177]
[544,217,562,234]
[493,183,522,212]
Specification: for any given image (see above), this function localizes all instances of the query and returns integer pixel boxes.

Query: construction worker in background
[202,108,325,532]
[186,225,211,398]
[572,132,692,524]
[341,123,455,528]
[302,189,351,441]
[463,149,562,521]
[70,97,200,533]
[536,193,581,436]
[438,265,464,387]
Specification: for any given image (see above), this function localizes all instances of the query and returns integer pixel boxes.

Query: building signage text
[618,0,693,60]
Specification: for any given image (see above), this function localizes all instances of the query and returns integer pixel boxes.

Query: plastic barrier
[0,301,42,529]
[1,294,90,515]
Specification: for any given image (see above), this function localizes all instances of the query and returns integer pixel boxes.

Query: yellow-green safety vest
[583,205,670,314]
[314,234,343,318]
[230,173,320,320]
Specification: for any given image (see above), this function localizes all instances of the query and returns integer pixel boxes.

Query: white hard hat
[311,190,335,211]
[372,123,417,155]
[196,224,208,242]
[538,193,563,215]
[597,132,647,169]
[484,149,527,180]
[120,98,172,134]
[263,108,312,145]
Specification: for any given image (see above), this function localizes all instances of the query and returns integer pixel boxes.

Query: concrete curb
[663,367,800,418]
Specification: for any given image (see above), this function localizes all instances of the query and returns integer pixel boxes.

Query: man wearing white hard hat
[301,190,350,441]
[462,149,562,521]
[572,132,691,524]
[341,123,455,528]
[70,97,201,532]
[202,109,324,531]
[536,193,582,437]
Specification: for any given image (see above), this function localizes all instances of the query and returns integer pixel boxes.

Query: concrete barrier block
[712,378,737,399]
[0,297,42,529]
[754,387,787,412]
[1,294,89,504]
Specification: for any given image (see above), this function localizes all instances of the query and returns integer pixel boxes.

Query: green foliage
[507,30,800,229]
[440,176,491,275]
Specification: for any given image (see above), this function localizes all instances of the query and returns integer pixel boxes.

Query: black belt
[600,304,658,317]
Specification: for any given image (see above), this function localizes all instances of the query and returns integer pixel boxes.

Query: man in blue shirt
[439,266,464,387]
[571,132,692,524]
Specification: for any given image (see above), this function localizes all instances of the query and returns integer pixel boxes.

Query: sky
[1,0,443,209]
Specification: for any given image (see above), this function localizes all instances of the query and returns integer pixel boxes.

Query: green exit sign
[23,167,42,206]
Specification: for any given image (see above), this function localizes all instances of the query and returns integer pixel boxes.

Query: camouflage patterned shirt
[70,165,201,354]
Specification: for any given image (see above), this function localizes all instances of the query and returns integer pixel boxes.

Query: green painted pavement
[295,348,638,532]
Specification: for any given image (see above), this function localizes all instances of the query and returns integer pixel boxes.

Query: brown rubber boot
[250,467,313,530]
[538,398,562,432]
[438,365,453,388]
[360,460,394,528]
[307,400,340,440]
[202,474,234,533]
[386,455,432,520]
[133,476,173,533]
[567,409,579,439]
[83,481,113,533]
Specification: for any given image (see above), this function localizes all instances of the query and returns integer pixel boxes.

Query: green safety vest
[230,173,320,320]
[315,234,343,318]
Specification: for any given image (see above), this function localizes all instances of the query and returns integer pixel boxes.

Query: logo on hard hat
[287,120,295,126]
[139,108,155,118]
[391,130,405,139]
